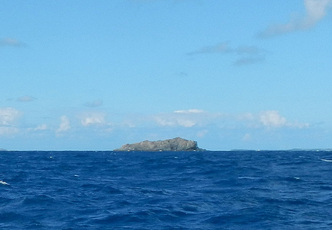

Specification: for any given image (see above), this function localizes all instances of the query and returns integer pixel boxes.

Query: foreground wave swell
[1,151,332,229]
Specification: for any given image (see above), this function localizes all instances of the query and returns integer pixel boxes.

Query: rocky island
[114,137,204,152]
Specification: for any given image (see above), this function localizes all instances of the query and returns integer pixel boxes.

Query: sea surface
[1,150,332,229]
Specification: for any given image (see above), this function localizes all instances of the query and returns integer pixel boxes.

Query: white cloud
[17,96,36,102]
[0,107,20,126]
[154,116,197,127]
[242,133,252,141]
[188,43,265,56]
[57,116,71,133]
[233,110,309,129]
[233,57,265,66]
[259,110,287,128]
[197,129,208,138]
[251,110,308,129]
[0,127,19,136]
[0,107,21,136]
[174,109,204,114]
[84,100,103,108]
[152,110,308,130]
[260,0,332,37]
[115,110,308,133]
[305,0,332,23]
[187,42,231,55]
[188,42,266,65]
[236,46,264,55]
[154,113,197,128]
[34,124,48,131]
[154,109,219,128]
[80,113,106,126]
[0,38,26,47]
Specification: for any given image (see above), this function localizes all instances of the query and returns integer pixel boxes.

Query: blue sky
[1,0,332,150]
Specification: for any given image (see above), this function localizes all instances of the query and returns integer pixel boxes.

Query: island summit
[114,137,204,152]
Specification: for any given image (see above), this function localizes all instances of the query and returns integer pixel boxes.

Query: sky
[1,0,332,150]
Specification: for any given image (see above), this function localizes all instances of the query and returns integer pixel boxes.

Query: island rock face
[114,137,203,152]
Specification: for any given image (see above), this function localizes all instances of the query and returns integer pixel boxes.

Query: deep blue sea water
[1,150,332,229]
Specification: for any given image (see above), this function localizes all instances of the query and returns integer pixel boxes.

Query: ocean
[1,150,332,229]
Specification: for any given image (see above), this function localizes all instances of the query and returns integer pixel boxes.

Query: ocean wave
[1,151,332,229]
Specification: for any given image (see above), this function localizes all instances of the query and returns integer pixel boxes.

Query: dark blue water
[1,151,332,229]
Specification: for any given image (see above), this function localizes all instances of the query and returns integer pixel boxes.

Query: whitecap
[0,180,9,185]
[238,176,260,180]
[321,158,332,163]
